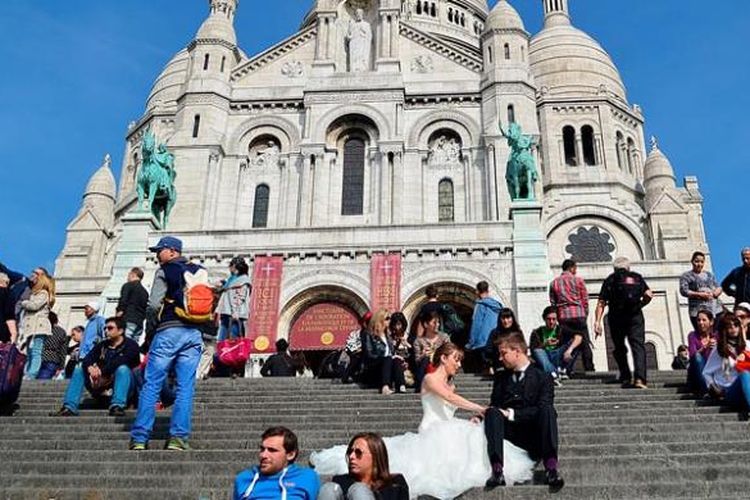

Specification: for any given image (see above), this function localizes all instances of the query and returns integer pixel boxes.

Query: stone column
[462,149,472,222]
[391,151,403,224]
[390,13,399,58]
[298,155,312,226]
[312,152,329,226]
[510,200,552,340]
[99,211,160,317]
[486,144,498,221]
[286,153,302,227]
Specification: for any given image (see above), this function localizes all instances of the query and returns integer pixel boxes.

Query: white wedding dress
[310,392,535,499]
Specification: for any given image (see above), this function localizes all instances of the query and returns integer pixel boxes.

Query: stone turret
[643,136,677,211]
[55,155,116,279]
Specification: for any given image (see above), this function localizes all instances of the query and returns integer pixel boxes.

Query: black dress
[332,474,409,500]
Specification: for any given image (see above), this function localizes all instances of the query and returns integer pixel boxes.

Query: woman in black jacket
[362,309,406,394]
[318,432,409,500]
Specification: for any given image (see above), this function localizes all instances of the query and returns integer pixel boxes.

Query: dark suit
[484,363,559,465]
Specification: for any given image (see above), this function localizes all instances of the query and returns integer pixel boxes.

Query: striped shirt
[549,271,590,320]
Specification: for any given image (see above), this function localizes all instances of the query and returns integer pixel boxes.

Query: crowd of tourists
[3,239,750,496]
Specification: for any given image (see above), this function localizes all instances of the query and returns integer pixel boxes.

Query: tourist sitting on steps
[233,426,320,500]
[672,345,690,370]
[51,316,140,417]
[703,313,750,412]
[318,432,409,500]
[529,306,582,386]
[483,308,522,374]
[413,310,450,392]
[260,338,297,377]
[686,309,716,395]
[362,309,406,395]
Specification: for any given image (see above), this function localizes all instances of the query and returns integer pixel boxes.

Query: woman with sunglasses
[318,432,409,500]
[312,342,534,498]
[362,309,406,395]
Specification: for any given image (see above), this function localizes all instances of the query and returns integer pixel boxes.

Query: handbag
[217,337,252,369]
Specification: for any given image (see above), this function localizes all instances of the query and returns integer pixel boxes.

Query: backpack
[440,303,466,339]
[609,271,644,314]
[0,344,26,405]
[172,267,214,323]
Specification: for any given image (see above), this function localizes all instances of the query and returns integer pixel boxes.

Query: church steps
[1,373,744,499]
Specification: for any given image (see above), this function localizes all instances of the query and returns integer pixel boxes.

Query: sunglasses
[347,447,366,459]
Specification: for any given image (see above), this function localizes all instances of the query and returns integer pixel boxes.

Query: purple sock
[544,458,558,472]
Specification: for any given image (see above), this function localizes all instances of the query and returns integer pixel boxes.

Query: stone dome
[196,14,237,46]
[485,0,524,31]
[85,160,116,201]
[145,49,190,111]
[643,138,676,188]
[530,18,626,100]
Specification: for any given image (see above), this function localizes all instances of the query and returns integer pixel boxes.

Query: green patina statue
[136,130,177,228]
[500,121,539,201]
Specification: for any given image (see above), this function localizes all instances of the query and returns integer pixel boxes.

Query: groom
[483,331,564,492]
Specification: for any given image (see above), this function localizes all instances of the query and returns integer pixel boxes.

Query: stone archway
[279,285,368,372]
[402,281,477,347]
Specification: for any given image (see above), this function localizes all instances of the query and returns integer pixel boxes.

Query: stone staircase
[0,372,746,499]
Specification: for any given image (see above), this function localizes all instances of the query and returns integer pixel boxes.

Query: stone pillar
[392,151,403,224]
[312,152,329,226]
[510,200,552,340]
[298,155,312,226]
[99,211,160,317]
[486,144,498,221]
[312,13,337,75]
[462,149,472,222]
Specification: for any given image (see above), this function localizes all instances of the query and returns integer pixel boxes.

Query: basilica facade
[54,0,710,371]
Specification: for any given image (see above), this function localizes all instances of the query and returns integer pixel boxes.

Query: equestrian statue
[136,130,177,228]
[500,121,539,201]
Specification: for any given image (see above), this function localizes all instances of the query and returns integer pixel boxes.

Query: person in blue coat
[466,281,503,351]
[234,427,320,500]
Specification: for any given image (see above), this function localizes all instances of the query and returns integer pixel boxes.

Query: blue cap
[149,236,183,253]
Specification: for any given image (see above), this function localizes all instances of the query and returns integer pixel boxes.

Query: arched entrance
[280,285,368,374]
[402,282,477,348]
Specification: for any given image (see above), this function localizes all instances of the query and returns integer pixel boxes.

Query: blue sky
[0,0,747,278]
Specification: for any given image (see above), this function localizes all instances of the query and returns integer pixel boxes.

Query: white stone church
[54,0,710,371]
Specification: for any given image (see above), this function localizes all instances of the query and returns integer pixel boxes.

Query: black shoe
[485,472,506,489]
[50,407,76,417]
[546,470,565,493]
[109,406,125,417]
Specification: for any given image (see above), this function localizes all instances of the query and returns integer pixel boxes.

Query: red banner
[289,303,359,351]
[248,256,283,353]
[370,253,402,312]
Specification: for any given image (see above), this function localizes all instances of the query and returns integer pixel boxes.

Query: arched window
[192,114,201,138]
[203,54,210,71]
[341,138,365,216]
[626,138,636,174]
[581,125,596,166]
[438,179,454,222]
[563,126,577,166]
[220,56,226,73]
[615,132,625,170]
[507,104,516,124]
[448,8,453,23]
[521,46,525,62]
[487,46,493,63]
[252,184,270,228]
[504,43,511,60]
[416,1,422,14]
[431,3,436,17]
[460,13,466,27]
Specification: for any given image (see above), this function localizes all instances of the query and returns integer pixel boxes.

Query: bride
[310,342,534,499]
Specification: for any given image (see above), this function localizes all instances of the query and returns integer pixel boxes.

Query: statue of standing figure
[347,8,372,73]
[500,121,539,201]
[136,130,177,228]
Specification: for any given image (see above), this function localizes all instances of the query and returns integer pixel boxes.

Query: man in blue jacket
[234,427,320,500]
[465,281,502,371]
